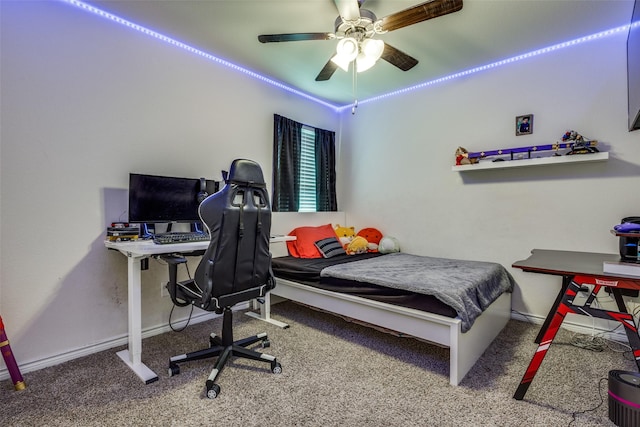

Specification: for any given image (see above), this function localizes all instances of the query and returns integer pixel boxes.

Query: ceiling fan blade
[315,58,339,81]
[380,43,419,71]
[258,33,334,43]
[334,0,361,21]
[377,0,463,33]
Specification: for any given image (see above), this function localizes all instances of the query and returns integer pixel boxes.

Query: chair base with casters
[167,305,282,399]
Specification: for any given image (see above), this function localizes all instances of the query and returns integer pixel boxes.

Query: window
[298,126,317,212]
[272,114,337,212]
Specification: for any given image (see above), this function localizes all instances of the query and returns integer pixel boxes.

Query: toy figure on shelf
[455,147,478,165]
[561,130,599,155]
[561,130,584,142]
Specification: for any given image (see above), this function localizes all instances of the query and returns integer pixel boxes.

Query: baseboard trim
[510,310,628,343]
[0,302,250,382]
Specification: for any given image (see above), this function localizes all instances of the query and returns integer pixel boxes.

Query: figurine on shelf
[455,146,478,165]
[561,130,599,155]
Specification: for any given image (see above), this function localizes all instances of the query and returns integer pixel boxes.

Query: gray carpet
[1,301,636,426]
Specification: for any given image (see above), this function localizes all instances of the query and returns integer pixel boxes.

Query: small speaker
[609,370,640,427]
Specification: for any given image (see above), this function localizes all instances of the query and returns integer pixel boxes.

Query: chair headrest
[227,159,265,187]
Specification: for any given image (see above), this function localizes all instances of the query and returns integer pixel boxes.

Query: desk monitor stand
[139,223,155,239]
[191,221,206,234]
[139,222,206,237]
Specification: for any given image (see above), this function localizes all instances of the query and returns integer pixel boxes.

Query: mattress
[271,253,458,318]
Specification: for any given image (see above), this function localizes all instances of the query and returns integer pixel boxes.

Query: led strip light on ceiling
[62,0,636,113]
[344,21,639,112]
[62,0,340,111]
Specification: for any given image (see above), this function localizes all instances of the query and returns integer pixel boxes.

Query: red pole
[0,315,25,391]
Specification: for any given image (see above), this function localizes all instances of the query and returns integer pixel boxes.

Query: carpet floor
[1,301,636,426]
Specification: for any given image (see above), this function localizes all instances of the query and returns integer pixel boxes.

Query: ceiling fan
[258,0,463,81]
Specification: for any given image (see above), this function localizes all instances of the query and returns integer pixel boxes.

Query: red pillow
[287,224,338,258]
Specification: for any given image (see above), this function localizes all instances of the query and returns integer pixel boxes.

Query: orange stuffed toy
[356,228,383,252]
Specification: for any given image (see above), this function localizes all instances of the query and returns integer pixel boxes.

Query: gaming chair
[163,159,281,399]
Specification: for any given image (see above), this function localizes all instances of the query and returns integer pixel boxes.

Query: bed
[254,213,515,386]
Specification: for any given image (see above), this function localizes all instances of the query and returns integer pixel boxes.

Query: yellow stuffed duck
[346,236,369,255]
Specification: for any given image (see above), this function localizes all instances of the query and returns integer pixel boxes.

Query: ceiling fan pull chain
[352,64,358,115]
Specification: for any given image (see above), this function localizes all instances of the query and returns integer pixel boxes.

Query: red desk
[512,249,640,400]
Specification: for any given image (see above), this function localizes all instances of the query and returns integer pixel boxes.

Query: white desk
[105,236,293,384]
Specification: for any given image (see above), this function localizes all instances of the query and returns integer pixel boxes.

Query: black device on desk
[128,173,219,239]
[617,216,640,261]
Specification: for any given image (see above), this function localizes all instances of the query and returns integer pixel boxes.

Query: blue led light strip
[62,0,636,113]
[61,0,341,111]
[338,21,638,112]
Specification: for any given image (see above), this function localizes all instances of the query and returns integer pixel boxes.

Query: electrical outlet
[161,281,169,298]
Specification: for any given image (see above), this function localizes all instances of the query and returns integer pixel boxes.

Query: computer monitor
[128,173,219,224]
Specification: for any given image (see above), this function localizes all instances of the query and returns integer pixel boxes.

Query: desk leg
[116,256,159,384]
[569,287,640,368]
[610,289,640,368]
[535,275,571,344]
[514,282,576,400]
[245,294,289,329]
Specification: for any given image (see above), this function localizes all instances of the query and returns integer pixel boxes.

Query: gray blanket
[320,253,516,332]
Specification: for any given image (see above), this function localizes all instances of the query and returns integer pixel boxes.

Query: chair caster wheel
[206,381,220,399]
[271,361,282,374]
[261,339,271,348]
[168,363,180,377]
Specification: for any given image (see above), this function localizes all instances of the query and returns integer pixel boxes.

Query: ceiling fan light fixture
[361,38,384,61]
[331,37,359,71]
[331,53,352,72]
[356,39,384,73]
[356,53,376,73]
[335,37,358,60]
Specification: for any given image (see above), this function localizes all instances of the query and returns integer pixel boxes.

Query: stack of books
[106,223,140,242]
[603,260,640,277]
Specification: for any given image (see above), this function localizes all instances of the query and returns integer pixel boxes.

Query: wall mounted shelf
[452,152,609,172]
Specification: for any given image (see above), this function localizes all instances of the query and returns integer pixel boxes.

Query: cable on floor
[568,377,607,427]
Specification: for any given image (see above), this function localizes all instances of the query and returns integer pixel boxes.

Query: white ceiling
[83,0,635,106]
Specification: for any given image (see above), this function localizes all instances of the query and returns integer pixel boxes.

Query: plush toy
[346,236,369,255]
[334,224,356,247]
[455,147,478,165]
[455,146,471,165]
[378,236,400,254]
[357,227,383,252]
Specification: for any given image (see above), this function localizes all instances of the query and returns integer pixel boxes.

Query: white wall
[338,31,640,326]
[0,1,337,373]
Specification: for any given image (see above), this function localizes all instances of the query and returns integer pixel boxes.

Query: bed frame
[250,212,513,386]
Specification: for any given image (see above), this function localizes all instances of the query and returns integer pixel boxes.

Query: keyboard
[153,232,210,245]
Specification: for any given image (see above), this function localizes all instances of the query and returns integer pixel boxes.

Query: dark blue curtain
[272,114,337,212]
[315,127,337,211]
[272,114,302,212]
